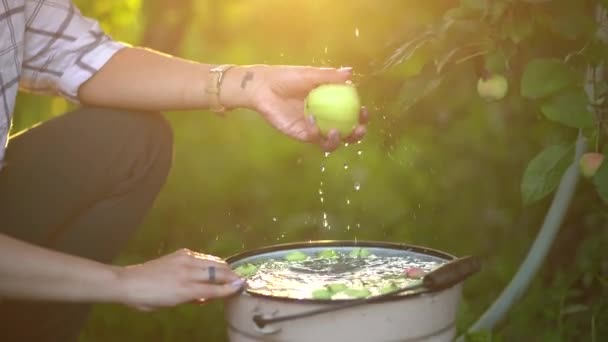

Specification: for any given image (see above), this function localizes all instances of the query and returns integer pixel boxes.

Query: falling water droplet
[320,197,324,203]
[355,28,360,37]
[322,212,330,229]
[357,150,363,156]
[356,223,361,228]
[354,183,361,191]
[324,46,328,54]
[347,224,351,231]
[324,152,331,158]
[346,198,351,205]
[272,217,278,222]
[343,164,349,170]
[321,166,326,173]
[318,188,323,195]
[344,142,349,147]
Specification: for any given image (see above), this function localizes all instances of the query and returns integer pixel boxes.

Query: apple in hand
[305,83,361,137]
[579,152,605,178]
[477,74,508,101]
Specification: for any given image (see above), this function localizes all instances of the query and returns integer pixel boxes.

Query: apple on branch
[579,152,605,179]
[477,74,509,101]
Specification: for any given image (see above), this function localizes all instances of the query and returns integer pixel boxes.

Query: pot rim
[225,239,459,304]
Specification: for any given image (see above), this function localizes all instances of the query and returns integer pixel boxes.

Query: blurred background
[12,0,607,341]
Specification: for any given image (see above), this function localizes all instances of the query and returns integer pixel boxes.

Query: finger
[190,279,247,300]
[344,125,367,144]
[302,66,353,87]
[305,114,323,144]
[189,259,234,276]
[192,265,240,284]
[320,129,341,152]
[358,106,370,124]
[189,251,226,264]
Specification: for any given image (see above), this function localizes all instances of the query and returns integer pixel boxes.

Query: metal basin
[224,240,480,342]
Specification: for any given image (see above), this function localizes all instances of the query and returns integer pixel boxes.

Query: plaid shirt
[0,0,126,166]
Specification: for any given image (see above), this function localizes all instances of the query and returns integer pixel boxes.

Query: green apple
[379,282,400,294]
[327,283,348,293]
[312,288,333,300]
[342,288,372,299]
[285,250,308,261]
[317,249,340,259]
[234,263,258,277]
[305,84,361,137]
[477,74,508,101]
[579,152,605,178]
[348,247,372,258]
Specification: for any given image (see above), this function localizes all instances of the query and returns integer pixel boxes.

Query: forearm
[0,233,122,303]
[78,47,257,112]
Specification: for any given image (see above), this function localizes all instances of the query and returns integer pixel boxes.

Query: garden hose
[457,134,586,340]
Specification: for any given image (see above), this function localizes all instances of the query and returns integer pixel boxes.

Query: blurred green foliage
[11,0,607,341]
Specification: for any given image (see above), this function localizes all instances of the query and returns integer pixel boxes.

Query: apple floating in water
[234,263,258,277]
[285,250,308,261]
[305,83,361,137]
[477,74,508,101]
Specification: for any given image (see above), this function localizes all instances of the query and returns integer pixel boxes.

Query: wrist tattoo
[241,71,254,89]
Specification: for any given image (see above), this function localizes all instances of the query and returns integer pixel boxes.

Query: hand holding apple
[305,83,361,137]
[247,65,368,152]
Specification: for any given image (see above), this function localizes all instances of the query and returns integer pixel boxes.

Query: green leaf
[593,151,608,204]
[522,144,574,204]
[541,88,594,128]
[546,1,593,40]
[521,59,575,99]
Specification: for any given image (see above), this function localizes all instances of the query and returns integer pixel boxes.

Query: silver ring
[208,266,216,283]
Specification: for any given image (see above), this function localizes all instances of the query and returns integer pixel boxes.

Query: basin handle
[252,255,481,328]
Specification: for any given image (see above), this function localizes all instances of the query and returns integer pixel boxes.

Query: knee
[73,107,174,184]
[139,111,174,175]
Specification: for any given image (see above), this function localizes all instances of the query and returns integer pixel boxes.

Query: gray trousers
[0,107,173,341]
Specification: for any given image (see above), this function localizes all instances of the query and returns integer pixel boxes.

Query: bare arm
[0,233,120,302]
[78,47,255,112]
[0,233,243,309]
[78,46,367,151]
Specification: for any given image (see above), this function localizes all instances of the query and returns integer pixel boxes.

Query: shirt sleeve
[19,0,129,102]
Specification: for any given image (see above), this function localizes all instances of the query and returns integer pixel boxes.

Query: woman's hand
[116,249,245,311]
[228,65,369,152]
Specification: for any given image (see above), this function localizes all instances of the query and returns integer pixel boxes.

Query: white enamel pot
[224,241,480,342]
